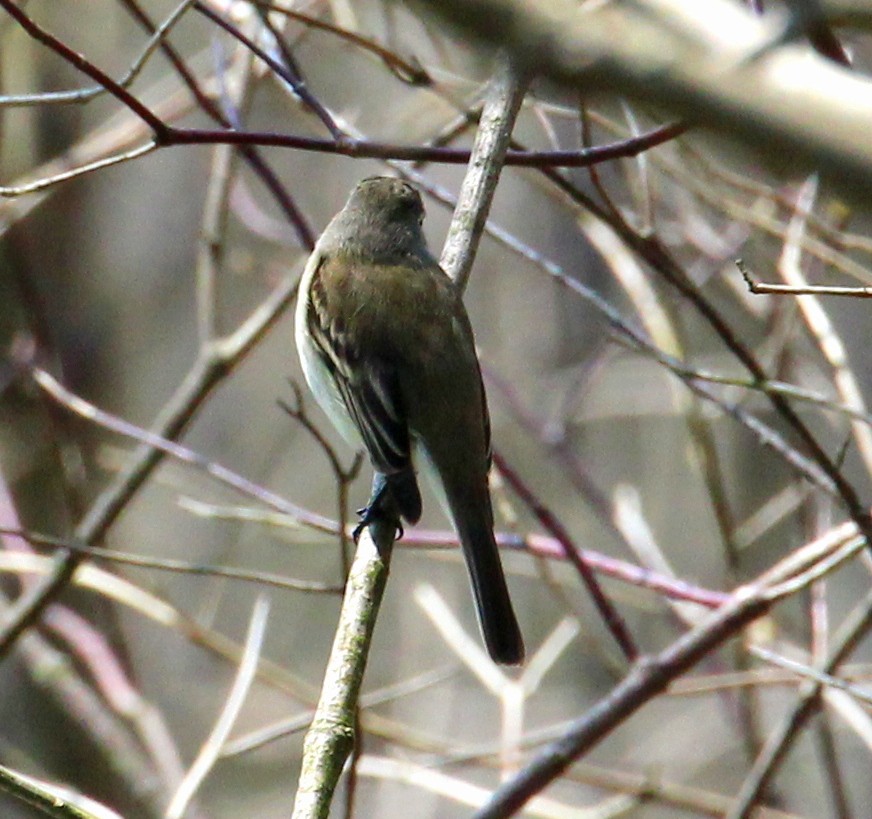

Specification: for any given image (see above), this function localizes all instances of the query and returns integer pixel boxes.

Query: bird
[294,175,524,665]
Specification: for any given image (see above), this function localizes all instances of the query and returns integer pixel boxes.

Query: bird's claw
[352,504,403,543]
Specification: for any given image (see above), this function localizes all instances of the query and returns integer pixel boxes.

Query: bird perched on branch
[295,176,524,665]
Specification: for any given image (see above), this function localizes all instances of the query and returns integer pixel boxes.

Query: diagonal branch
[474,522,869,817]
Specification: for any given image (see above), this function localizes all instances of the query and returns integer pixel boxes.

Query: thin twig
[741,264,872,297]
[0,761,123,819]
[0,0,196,109]
[749,644,872,707]
[248,4,345,140]
[404,169,843,497]
[100,0,318,247]
[0,469,172,816]
[814,716,853,819]
[540,167,872,560]
[0,527,342,593]
[0,142,158,196]
[6,369,742,609]
[776,179,872,477]
[160,123,685,167]
[30,367,331,531]
[167,596,270,818]
[727,588,872,819]
[252,1,431,85]
[0,0,168,132]
[0,0,684,177]
[474,524,870,817]
[222,665,456,758]
[279,381,363,573]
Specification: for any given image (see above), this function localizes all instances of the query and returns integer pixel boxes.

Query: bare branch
[167,596,271,818]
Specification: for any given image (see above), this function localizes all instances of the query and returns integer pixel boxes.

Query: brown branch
[118,0,316,248]
[475,523,868,816]
[4,366,737,610]
[0,527,342,594]
[738,258,872,297]
[279,381,363,572]
[537,169,872,560]
[194,0,344,140]
[477,591,770,817]
[0,0,683,175]
[727,587,872,818]
[159,122,685,167]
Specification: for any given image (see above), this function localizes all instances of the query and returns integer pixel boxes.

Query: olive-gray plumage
[295,176,524,664]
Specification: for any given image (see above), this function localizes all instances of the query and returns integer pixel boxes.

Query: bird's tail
[417,442,524,665]
[454,503,525,665]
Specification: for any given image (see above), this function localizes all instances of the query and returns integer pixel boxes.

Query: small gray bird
[295,176,524,665]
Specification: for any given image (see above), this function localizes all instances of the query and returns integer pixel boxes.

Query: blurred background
[2,1,872,816]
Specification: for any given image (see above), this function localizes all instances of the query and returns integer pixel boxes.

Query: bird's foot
[352,504,403,542]
[352,475,403,543]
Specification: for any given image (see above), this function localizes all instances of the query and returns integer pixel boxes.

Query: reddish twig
[159,122,686,167]
[0,1,684,172]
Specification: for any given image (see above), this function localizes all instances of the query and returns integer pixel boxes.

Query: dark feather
[306,254,421,521]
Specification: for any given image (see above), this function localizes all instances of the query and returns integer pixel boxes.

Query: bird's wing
[305,255,411,476]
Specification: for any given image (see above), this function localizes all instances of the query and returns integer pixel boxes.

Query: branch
[492,451,638,662]
[411,0,872,198]
[727,587,872,819]
[475,519,868,816]
[167,596,270,819]
[0,0,167,133]
[291,521,395,818]
[0,761,121,819]
[440,53,527,290]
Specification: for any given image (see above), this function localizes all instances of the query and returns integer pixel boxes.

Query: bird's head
[322,176,431,263]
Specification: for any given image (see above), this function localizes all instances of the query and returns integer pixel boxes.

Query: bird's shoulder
[314,249,453,297]
[308,251,462,346]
